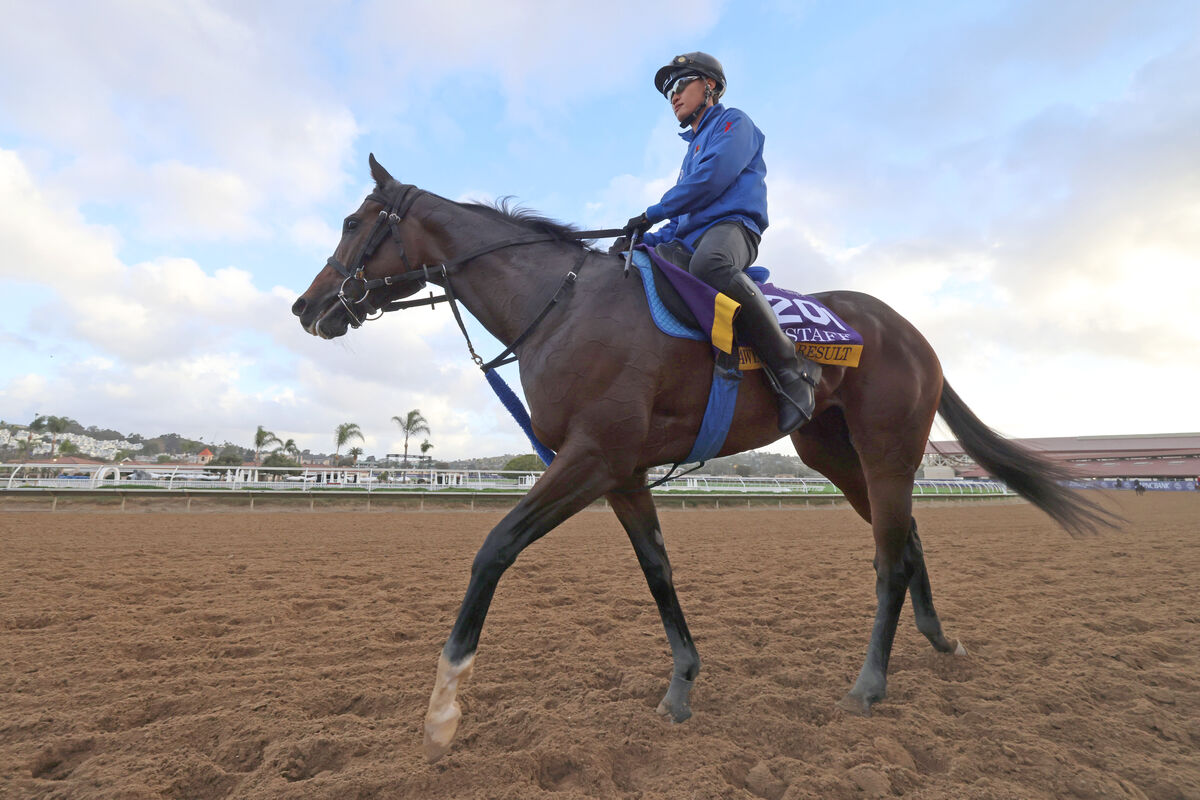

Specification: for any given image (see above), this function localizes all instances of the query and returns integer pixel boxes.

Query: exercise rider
[616,52,821,433]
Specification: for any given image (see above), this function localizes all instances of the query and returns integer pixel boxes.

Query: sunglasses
[664,74,702,101]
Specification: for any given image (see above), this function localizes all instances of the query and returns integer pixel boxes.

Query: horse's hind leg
[906,518,966,655]
[795,414,963,714]
[607,476,699,723]
[837,474,919,715]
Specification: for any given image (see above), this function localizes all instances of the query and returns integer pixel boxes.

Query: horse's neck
[446,246,578,347]
[423,203,580,347]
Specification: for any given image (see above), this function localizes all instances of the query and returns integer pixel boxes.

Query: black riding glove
[623,212,651,237]
[608,236,631,255]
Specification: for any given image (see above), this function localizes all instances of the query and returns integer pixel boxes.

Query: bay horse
[293,155,1113,763]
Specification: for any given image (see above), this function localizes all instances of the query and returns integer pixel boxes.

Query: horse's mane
[460,197,595,250]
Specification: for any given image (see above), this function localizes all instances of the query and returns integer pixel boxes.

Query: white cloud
[358,0,721,96]
[0,151,125,285]
[0,2,360,240]
[141,162,262,240]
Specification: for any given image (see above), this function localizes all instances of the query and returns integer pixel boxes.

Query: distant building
[925,433,1200,479]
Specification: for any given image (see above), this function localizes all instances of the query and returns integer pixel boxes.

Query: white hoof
[954,641,968,656]
[423,653,474,763]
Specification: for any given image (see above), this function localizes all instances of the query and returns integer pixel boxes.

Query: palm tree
[334,422,364,459]
[391,409,430,467]
[26,415,46,454]
[44,416,72,458]
[253,425,282,463]
[419,439,434,465]
[277,438,302,460]
[347,446,364,465]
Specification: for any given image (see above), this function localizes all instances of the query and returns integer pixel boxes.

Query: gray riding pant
[688,221,760,293]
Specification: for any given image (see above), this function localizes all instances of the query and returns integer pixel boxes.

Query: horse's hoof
[836,691,875,717]
[423,652,474,763]
[423,702,461,763]
[656,674,694,723]
[954,640,968,656]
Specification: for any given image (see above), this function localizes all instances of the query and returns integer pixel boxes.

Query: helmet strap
[678,85,716,129]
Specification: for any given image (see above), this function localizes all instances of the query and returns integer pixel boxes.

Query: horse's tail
[937,380,1121,536]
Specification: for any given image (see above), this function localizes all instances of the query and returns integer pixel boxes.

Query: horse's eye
[344,218,359,233]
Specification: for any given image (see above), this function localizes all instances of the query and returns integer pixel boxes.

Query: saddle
[648,242,699,325]
[633,244,863,368]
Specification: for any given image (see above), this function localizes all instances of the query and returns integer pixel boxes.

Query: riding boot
[724,271,822,433]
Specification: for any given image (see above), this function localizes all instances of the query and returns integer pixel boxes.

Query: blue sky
[1,0,1197,459]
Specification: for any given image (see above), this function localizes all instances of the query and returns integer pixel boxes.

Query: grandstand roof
[926,433,1200,479]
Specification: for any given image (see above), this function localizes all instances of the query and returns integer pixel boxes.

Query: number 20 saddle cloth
[629,245,863,368]
[627,245,863,465]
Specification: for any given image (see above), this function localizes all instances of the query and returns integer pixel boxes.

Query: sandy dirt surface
[1,492,1197,799]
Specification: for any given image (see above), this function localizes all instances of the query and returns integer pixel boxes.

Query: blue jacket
[642,103,768,249]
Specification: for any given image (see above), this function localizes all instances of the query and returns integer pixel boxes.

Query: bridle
[323,184,424,328]
[321,182,583,369]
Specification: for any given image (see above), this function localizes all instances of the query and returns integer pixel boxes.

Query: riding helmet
[654,52,726,101]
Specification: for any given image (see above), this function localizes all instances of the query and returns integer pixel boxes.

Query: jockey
[616,52,821,433]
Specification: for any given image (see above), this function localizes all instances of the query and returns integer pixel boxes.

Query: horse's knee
[471,544,517,580]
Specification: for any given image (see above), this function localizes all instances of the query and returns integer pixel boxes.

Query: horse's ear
[369,153,395,187]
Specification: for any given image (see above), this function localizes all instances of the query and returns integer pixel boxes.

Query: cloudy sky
[1,0,1196,460]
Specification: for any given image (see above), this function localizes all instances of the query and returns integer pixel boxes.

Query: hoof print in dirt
[30,738,95,780]
[274,738,347,782]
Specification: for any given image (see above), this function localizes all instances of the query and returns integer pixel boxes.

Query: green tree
[391,409,430,467]
[276,438,302,460]
[44,416,72,458]
[261,451,300,469]
[334,422,364,458]
[347,446,364,465]
[58,440,80,456]
[26,415,47,454]
[253,425,282,463]
[209,448,243,466]
[504,454,544,471]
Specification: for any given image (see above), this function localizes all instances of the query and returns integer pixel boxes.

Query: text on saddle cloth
[632,247,863,368]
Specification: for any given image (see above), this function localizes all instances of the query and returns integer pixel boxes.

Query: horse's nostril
[292,297,307,316]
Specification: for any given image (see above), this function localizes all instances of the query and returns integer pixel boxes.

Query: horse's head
[292,154,432,339]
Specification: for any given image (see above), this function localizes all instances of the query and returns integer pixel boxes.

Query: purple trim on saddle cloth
[642,246,863,368]
[752,283,863,368]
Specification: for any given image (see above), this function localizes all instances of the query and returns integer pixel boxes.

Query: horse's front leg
[423,447,618,762]
[607,478,700,722]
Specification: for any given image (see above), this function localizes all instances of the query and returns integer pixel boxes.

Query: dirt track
[2,492,1197,799]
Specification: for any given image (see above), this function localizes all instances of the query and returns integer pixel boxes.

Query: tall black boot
[724,271,821,433]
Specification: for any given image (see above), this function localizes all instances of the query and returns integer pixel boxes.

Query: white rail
[0,463,1012,496]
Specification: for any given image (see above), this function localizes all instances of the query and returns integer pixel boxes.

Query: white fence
[0,462,1011,496]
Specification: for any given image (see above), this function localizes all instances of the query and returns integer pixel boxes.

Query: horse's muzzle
[292,294,350,339]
